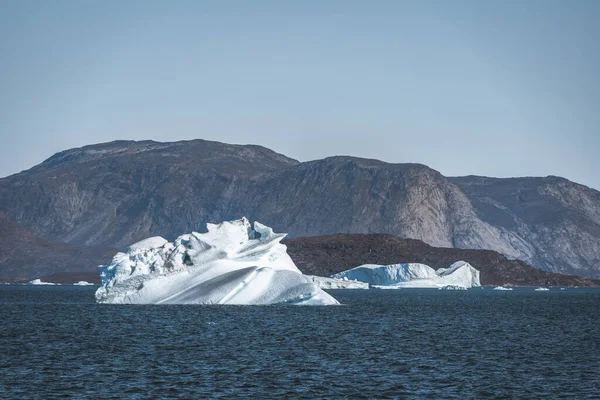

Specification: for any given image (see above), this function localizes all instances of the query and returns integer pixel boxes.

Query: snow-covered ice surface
[73,281,94,286]
[28,279,58,286]
[308,276,369,290]
[95,218,339,305]
[493,286,513,291]
[331,261,480,289]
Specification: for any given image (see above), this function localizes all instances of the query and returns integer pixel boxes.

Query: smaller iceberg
[535,287,550,291]
[28,279,58,286]
[493,286,513,291]
[73,281,94,286]
[331,261,480,289]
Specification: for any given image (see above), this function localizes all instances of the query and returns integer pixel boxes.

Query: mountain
[1,139,599,278]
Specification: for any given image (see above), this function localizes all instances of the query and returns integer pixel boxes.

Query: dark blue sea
[1,286,599,399]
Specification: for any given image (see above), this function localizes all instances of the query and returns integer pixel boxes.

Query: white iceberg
[493,286,513,291]
[308,275,369,289]
[534,287,550,291]
[28,279,58,285]
[95,218,339,305]
[331,261,480,289]
[73,281,94,286]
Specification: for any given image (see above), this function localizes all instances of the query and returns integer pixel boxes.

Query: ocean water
[1,286,599,399]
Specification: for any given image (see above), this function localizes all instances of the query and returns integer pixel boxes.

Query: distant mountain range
[1,139,599,279]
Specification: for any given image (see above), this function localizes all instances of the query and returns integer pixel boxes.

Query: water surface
[1,286,599,399]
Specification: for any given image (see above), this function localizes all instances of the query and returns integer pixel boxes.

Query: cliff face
[1,139,599,278]
[450,176,600,278]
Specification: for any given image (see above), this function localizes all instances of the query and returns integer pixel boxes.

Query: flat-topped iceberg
[95,218,339,305]
[28,279,58,285]
[331,261,480,289]
[74,281,94,286]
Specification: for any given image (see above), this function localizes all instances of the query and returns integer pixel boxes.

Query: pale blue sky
[1,0,599,188]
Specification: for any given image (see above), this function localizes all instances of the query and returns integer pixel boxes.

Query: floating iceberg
[331,261,480,289]
[493,286,513,291]
[308,275,369,289]
[95,218,339,305]
[535,287,550,291]
[28,279,58,285]
[73,281,94,286]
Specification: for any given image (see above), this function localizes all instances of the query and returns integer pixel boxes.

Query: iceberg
[493,286,513,291]
[95,218,339,305]
[535,287,550,291]
[308,275,369,289]
[331,261,480,289]
[28,279,58,285]
[73,281,94,286]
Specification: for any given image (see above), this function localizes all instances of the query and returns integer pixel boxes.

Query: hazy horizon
[1,1,599,189]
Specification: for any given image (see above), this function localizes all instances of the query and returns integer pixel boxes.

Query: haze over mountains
[1,139,599,279]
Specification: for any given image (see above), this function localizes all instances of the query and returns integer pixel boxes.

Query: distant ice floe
[73,281,94,286]
[95,218,339,305]
[28,279,58,285]
[535,287,550,291]
[331,261,480,289]
[493,286,513,291]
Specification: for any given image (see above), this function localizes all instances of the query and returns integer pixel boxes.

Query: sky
[1,0,599,189]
